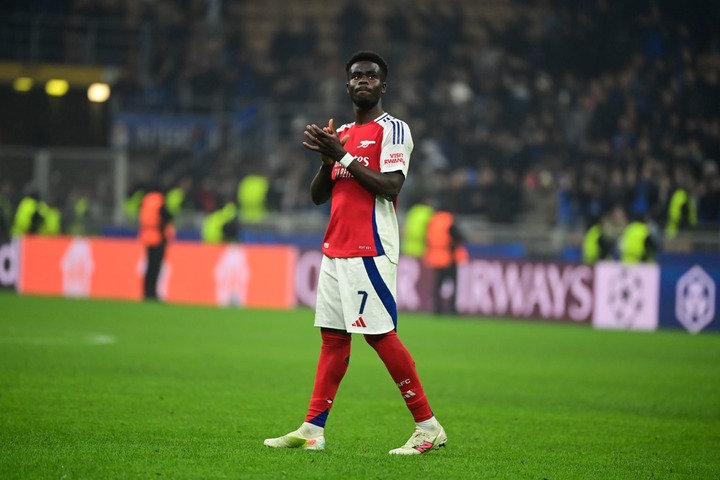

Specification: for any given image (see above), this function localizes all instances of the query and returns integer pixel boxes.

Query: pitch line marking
[0,332,117,346]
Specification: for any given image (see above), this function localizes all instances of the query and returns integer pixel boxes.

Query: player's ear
[381,82,387,94]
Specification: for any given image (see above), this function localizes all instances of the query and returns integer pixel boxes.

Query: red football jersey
[322,113,413,264]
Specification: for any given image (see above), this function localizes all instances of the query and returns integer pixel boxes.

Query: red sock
[365,330,433,422]
[305,329,351,427]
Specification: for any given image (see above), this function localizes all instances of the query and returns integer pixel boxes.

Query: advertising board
[18,236,296,309]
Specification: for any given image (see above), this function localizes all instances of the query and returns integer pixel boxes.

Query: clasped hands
[303,119,350,167]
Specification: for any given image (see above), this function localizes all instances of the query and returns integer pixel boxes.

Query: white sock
[299,422,324,437]
[416,416,440,432]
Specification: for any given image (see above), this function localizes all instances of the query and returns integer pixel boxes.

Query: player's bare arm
[303,123,405,199]
[310,164,333,205]
[345,165,405,200]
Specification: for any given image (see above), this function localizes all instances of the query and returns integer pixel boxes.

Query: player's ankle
[415,416,440,433]
[299,422,324,438]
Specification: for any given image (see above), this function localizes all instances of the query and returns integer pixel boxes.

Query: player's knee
[364,329,397,348]
[321,328,351,347]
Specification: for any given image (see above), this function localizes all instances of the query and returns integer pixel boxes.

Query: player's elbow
[385,184,402,199]
[381,172,405,199]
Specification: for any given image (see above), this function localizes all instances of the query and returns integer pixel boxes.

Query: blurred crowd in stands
[1,0,719,238]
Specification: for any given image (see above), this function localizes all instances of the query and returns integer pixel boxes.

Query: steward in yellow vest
[401,202,434,258]
[38,201,61,235]
[238,175,269,223]
[582,213,614,264]
[665,188,697,238]
[12,192,43,235]
[202,202,239,243]
[123,187,145,221]
[620,216,658,263]
[166,177,194,218]
[68,196,89,235]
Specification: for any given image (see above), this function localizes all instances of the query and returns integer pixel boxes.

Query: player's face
[347,61,386,109]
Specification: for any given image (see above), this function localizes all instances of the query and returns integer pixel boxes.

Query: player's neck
[354,105,384,126]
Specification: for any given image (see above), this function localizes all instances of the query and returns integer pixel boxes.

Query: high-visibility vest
[665,188,697,238]
[202,203,237,243]
[620,221,651,263]
[124,189,144,220]
[139,192,173,246]
[401,203,434,258]
[38,203,61,235]
[424,211,468,268]
[69,197,88,235]
[582,224,602,264]
[165,187,185,216]
[12,197,39,235]
[238,175,268,223]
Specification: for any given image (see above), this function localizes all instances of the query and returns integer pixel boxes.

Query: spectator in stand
[6,0,720,236]
[0,180,14,243]
[697,162,720,227]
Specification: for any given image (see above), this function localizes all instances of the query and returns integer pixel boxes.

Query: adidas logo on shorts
[351,317,367,328]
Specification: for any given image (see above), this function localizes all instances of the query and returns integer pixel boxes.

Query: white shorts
[314,255,398,334]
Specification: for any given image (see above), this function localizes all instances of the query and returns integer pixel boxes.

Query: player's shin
[305,329,352,427]
[365,330,433,422]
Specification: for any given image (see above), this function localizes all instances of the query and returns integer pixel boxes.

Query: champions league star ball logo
[675,266,716,334]
[607,267,644,328]
[61,238,95,297]
[214,245,249,306]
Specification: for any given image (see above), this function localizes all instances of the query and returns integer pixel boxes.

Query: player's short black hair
[345,51,389,80]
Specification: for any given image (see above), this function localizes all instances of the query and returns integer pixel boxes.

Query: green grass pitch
[0,292,718,479]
